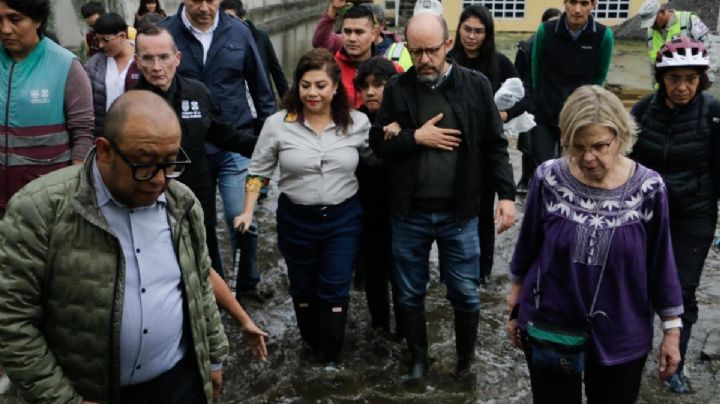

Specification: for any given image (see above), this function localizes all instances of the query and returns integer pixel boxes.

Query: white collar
[181,6,219,35]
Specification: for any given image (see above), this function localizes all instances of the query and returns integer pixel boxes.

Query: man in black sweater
[370,12,515,384]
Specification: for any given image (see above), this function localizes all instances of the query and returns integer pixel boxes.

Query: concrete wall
[51,0,325,80]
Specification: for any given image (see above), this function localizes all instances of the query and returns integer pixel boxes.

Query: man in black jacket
[133,26,257,277]
[370,12,515,384]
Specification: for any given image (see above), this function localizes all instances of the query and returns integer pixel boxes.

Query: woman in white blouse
[234,49,372,365]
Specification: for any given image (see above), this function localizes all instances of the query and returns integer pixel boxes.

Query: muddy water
[1,38,720,404]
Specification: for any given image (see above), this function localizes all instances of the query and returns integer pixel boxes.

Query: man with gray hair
[370,12,515,384]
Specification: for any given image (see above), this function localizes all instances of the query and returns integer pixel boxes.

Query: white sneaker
[0,373,11,395]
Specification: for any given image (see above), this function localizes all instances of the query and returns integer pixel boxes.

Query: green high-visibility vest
[646,11,693,63]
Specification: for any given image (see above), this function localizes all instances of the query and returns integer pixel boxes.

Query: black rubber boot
[399,305,428,385]
[292,297,319,353]
[317,302,348,365]
[454,309,479,375]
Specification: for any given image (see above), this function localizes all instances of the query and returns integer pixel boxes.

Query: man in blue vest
[161,0,276,296]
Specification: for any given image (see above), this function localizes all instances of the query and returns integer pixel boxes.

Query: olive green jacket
[0,151,228,403]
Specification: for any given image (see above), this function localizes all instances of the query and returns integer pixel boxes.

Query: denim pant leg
[391,212,434,309]
[436,215,481,312]
[277,207,319,300]
[209,150,260,291]
[317,203,363,305]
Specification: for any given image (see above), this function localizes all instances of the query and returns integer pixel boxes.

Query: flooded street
[1,37,720,403]
[217,133,720,403]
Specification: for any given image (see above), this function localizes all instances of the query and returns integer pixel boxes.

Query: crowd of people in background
[0,0,717,402]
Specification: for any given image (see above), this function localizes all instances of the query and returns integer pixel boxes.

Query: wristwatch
[661,318,683,331]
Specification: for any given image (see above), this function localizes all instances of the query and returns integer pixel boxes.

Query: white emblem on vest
[30,89,50,104]
[181,99,202,119]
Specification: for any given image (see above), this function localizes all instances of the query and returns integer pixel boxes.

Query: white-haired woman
[506,85,683,403]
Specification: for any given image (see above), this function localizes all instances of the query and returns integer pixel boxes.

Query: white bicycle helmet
[655,36,710,69]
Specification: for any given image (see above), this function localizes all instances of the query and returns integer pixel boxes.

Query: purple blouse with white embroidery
[510,159,683,366]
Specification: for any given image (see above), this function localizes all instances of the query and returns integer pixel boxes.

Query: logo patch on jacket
[30,89,50,104]
[181,99,202,119]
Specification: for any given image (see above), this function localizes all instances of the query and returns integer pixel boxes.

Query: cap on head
[359,3,385,24]
[413,0,442,16]
[655,36,709,69]
[637,0,661,29]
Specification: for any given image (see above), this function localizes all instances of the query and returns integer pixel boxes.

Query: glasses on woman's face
[108,139,192,181]
[407,42,445,60]
[97,33,124,44]
[664,73,701,87]
[461,24,485,36]
[565,136,616,158]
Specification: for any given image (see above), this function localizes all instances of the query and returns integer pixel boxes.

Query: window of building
[461,0,525,19]
[594,0,630,19]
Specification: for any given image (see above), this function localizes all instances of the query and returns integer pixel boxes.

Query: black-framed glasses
[564,136,617,157]
[108,139,191,181]
[407,42,445,59]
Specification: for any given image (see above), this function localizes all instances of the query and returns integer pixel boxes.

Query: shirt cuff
[210,362,223,371]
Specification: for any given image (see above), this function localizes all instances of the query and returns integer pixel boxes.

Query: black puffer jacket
[631,91,720,226]
[369,63,515,224]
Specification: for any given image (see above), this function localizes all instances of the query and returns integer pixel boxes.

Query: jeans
[207,150,258,288]
[277,193,363,305]
[391,210,481,312]
[524,341,646,404]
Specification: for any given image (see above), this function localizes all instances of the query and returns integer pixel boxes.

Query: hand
[499,111,508,122]
[242,320,269,361]
[658,328,681,380]
[413,113,462,151]
[506,319,523,349]
[211,369,223,401]
[233,212,254,233]
[494,199,516,234]
[383,121,401,139]
[328,0,347,16]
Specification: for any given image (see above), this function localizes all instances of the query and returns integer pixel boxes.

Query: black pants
[477,186,495,279]
[524,346,646,404]
[529,123,561,170]
[120,355,206,404]
[517,130,534,184]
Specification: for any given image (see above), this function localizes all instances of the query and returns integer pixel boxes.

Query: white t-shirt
[105,57,131,111]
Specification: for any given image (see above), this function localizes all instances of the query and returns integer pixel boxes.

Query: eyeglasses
[136,53,176,67]
[461,24,486,36]
[108,139,191,181]
[96,33,123,44]
[407,42,445,59]
[664,73,701,86]
[564,136,616,157]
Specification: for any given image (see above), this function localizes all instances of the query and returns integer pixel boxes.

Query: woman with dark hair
[630,36,720,394]
[234,48,372,365]
[134,0,166,28]
[448,4,528,283]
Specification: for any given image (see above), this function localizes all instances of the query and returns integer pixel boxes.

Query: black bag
[526,321,588,375]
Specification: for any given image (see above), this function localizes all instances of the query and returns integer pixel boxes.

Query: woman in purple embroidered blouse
[505,85,683,403]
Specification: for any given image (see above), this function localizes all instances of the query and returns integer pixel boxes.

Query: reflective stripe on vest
[647,11,692,63]
[0,148,72,166]
[0,125,70,149]
[388,42,404,61]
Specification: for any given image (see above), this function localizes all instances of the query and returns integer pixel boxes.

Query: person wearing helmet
[637,0,709,66]
[630,36,720,395]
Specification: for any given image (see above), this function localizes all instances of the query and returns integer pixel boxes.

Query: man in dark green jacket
[0,91,228,403]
